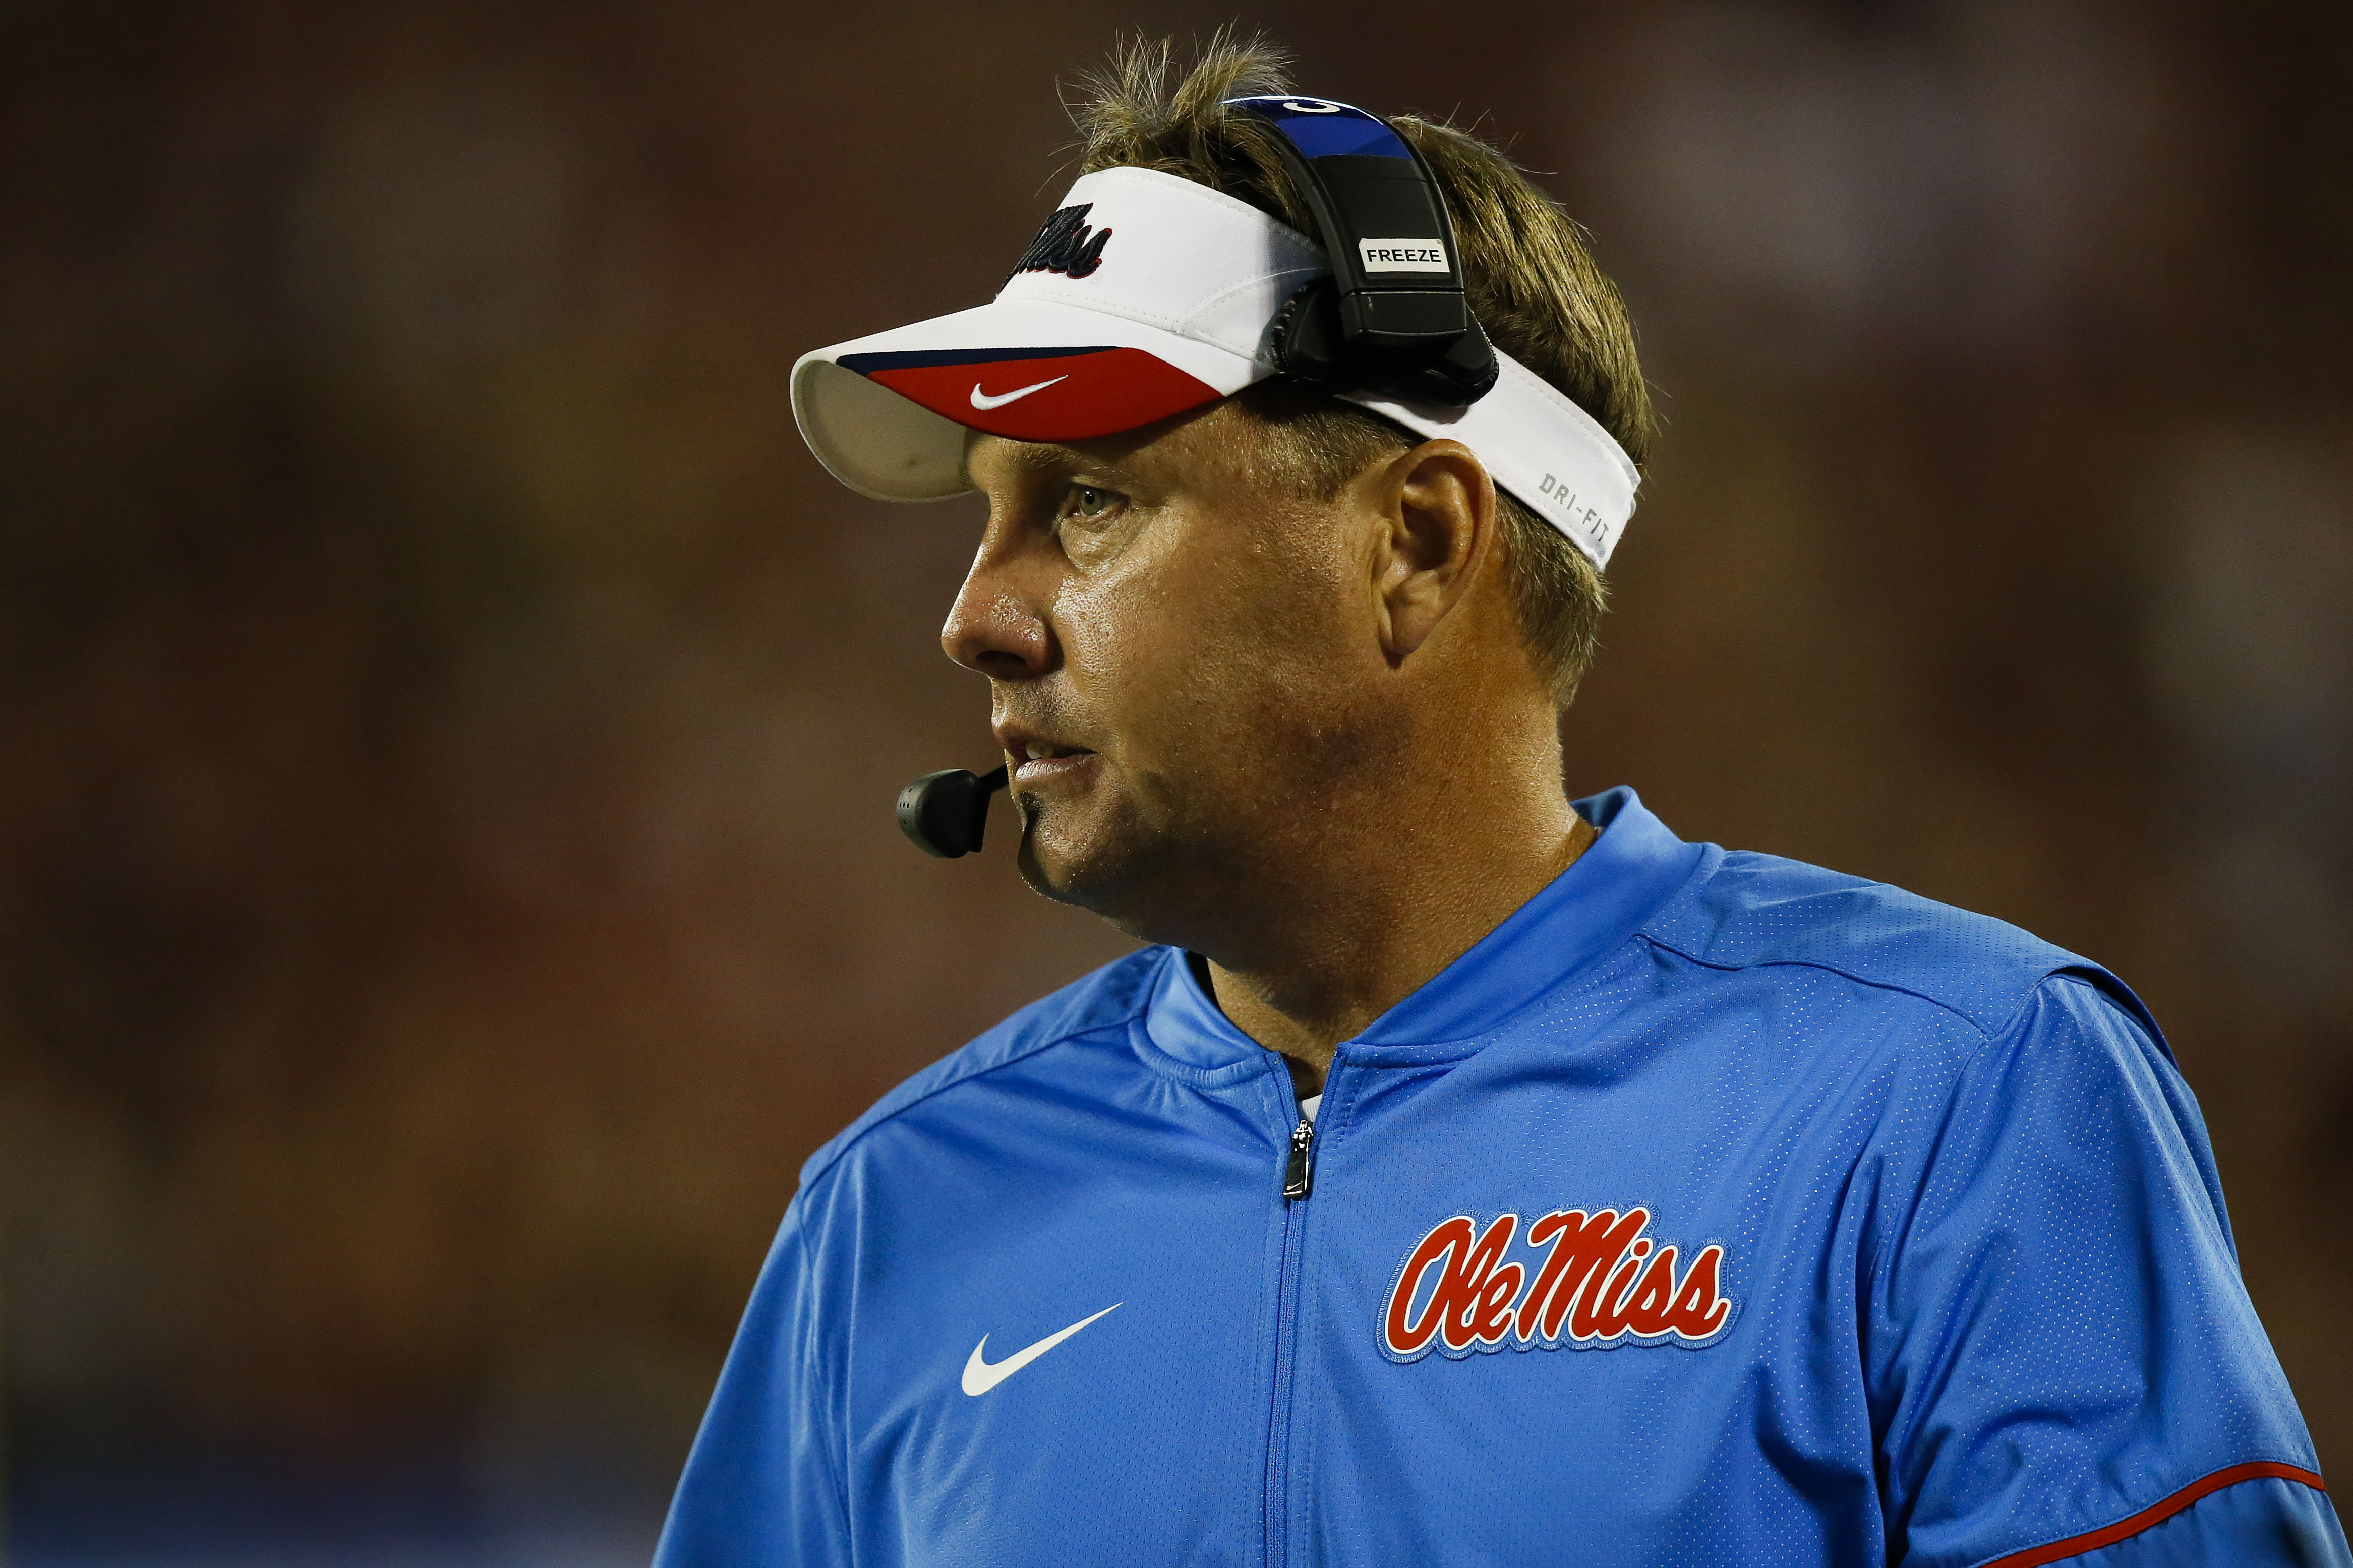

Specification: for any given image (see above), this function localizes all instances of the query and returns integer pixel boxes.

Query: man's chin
[1012,796,1178,934]
[1011,779,1249,940]
[1013,813,1129,911]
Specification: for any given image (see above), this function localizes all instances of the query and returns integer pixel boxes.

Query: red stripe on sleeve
[1982,1461,2328,1568]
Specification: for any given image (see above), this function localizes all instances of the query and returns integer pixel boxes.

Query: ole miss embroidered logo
[1010,203,1111,281]
[1382,1208,1735,1362]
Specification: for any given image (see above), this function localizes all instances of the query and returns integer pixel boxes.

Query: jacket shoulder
[795,945,1163,1191]
[1640,849,2157,1044]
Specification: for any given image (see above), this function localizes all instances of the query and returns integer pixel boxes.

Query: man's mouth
[1010,740,1096,783]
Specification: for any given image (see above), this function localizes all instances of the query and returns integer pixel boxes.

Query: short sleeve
[655,1201,854,1568]
[1869,976,2346,1567]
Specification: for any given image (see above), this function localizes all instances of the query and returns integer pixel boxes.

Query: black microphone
[896,764,1009,859]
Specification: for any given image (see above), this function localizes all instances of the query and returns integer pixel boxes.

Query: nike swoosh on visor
[970,375,1068,410]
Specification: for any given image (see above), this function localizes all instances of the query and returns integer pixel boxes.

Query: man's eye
[1062,485,1120,521]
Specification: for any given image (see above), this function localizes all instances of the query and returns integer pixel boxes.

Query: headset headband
[1223,96,1498,407]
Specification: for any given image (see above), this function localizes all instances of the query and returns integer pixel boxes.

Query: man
[658,38,2346,1567]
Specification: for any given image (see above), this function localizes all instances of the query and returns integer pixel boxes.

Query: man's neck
[1201,808,1598,1095]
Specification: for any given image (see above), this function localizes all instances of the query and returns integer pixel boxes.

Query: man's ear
[1367,440,1498,664]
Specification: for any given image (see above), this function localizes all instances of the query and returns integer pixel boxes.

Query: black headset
[900,95,1487,858]
[1226,95,1497,408]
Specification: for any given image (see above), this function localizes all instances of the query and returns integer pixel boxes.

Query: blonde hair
[1066,34,1653,706]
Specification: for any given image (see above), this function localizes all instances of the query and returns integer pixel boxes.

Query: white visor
[791,165,1638,568]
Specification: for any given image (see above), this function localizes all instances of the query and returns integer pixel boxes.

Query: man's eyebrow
[961,437,1134,491]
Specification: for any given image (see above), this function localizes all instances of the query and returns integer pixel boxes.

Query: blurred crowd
[1,0,2345,1559]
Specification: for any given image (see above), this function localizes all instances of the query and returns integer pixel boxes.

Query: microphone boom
[896,764,1010,858]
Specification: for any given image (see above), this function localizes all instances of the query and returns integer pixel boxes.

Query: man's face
[951,401,1404,944]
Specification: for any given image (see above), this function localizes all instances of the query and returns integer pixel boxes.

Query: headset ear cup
[1410,317,1501,405]
[1271,278,1348,385]
[1275,278,1497,406]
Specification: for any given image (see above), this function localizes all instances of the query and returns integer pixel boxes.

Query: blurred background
[1,0,2346,1560]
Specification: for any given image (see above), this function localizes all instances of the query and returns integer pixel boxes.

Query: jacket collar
[1142,787,1706,1068]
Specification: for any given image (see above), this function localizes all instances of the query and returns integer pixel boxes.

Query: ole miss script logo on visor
[1008,201,1112,280]
[1383,1207,1736,1362]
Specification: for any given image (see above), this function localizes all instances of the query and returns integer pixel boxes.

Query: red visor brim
[840,346,1223,442]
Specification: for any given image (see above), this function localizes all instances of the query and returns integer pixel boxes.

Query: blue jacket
[659,789,2346,1566]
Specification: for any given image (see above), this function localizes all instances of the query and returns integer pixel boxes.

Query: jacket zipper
[1266,1105,1318,1567]
[1282,1114,1316,1200]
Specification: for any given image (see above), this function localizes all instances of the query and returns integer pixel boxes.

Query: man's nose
[941,548,1054,678]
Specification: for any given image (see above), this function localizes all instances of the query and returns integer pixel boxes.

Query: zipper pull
[1282,1115,1316,1201]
